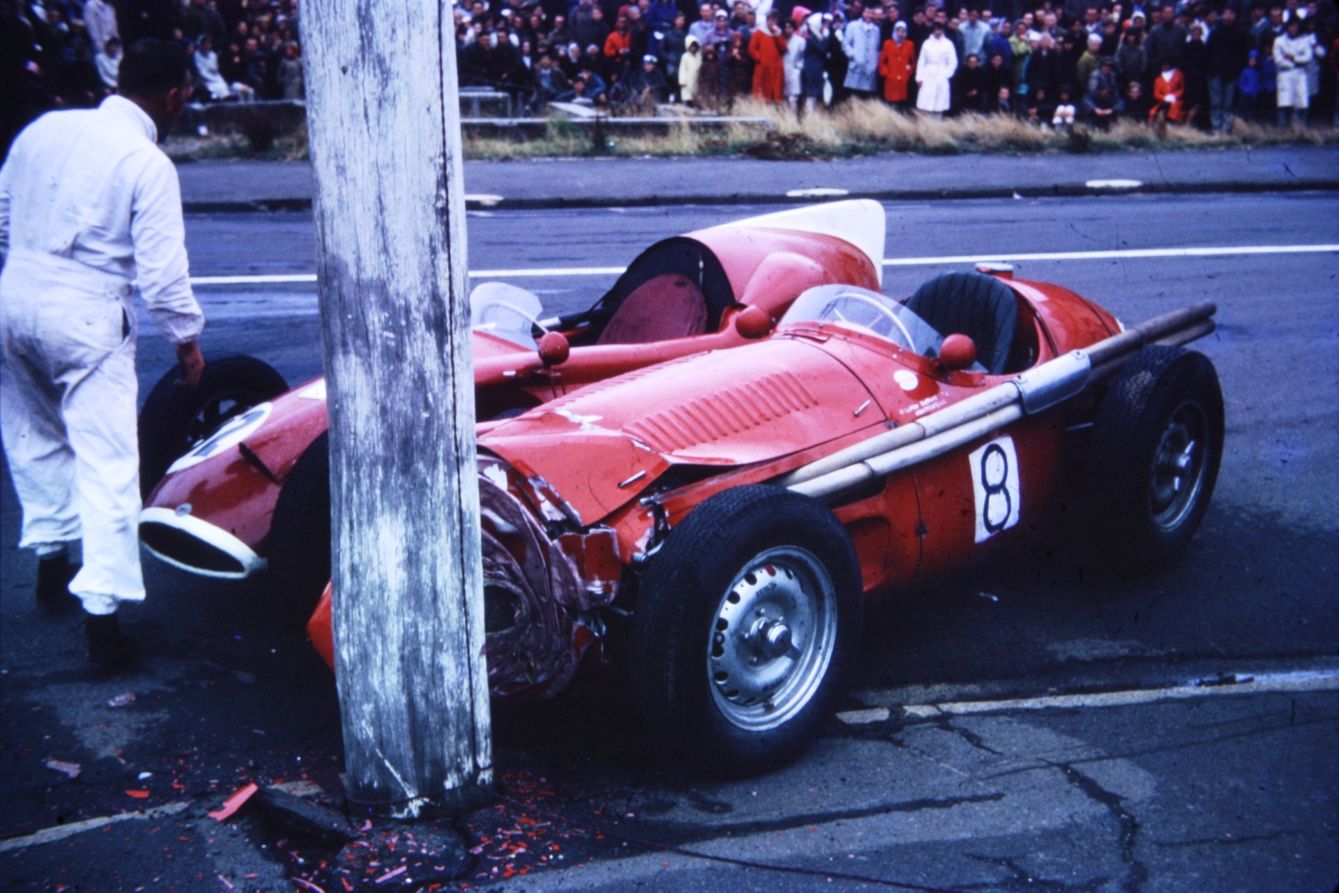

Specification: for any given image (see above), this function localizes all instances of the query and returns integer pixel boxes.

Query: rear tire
[268,431,331,620]
[1086,346,1224,567]
[631,485,862,775]
[138,355,288,497]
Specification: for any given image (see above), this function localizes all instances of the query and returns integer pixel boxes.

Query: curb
[183,177,1339,214]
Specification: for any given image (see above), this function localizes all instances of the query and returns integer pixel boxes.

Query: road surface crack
[1048,760,1148,893]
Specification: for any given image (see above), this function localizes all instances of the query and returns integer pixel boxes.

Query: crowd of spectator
[6,0,1337,139]
[452,0,1339,127]
[4,0,303,146]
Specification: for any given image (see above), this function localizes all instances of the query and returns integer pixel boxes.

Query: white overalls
[0,96,204,615]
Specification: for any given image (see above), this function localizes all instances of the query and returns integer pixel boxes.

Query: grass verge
[166,97,1338,163]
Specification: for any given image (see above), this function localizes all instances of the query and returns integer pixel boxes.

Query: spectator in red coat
[878,21,916,108]
[748,11,788,101]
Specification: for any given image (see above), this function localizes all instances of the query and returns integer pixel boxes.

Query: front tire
[1087,346,1224,566]
[138,355,288,497]
[267,431,331,619]
[631,485,862,775]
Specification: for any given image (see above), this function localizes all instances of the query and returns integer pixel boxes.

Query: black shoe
[86,614,139,670]
[36,554,79,615]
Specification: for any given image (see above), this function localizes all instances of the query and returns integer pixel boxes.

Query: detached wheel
[631,485,862,775]
[1087,345,1224,566]
[138,354,288,497]
[268,431,331,619]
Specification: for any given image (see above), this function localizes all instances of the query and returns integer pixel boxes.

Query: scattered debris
[44,759,81,779]
[373,865,406,884]
[209,782,259,821]
[255,786,356,846]
[125,789,151,799]
[106,692,136,708]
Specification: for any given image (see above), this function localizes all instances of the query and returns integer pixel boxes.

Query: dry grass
[166,99,1338,162]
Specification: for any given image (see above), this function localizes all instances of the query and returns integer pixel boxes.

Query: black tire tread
[630,484,862,774]
[138,354,288,497]
[267,431,331,621]
[1086,345,1224,566]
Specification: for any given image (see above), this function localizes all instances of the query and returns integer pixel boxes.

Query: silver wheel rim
[1149,399,1209,531]
[706,546,838,732]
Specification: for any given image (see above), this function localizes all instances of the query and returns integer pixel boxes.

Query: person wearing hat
[1081,63,1125,128]
[749,9,788,101]
[878,20,915,109]
[915,18,957,116]
[624,52,668,107]
[704,8,734,52]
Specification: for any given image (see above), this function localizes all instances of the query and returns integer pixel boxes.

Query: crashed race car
[139,203,1223,771]
[300,269,1222,772]
[137,202,884,602]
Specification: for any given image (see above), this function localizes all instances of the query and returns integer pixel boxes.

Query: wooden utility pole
[301,2,492,816]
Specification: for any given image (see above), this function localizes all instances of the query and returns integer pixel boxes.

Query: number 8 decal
[970,436,1020,543]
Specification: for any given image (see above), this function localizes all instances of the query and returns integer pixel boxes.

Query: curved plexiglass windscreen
[780,284,949,359]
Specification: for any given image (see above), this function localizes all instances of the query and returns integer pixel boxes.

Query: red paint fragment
[125,789,151,800]
[208,782,259,821]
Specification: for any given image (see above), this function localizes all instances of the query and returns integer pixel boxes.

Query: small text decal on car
[970,435,1020,543]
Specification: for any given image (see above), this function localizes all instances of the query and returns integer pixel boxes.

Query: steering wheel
[828,293,915,348]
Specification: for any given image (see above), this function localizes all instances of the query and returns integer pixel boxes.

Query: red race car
[137,202,885,601]
[302,269,1221,772]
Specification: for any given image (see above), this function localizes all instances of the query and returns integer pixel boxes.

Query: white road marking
[880,243,1339,267]
[0,800,190,853]
[1085,178,1144,189]
[190,243,1339,288]
[836,668,1339,724]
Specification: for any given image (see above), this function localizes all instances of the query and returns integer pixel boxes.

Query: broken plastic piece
[209,781,260,821]
[125,789,151,799]
[44,759,81,779]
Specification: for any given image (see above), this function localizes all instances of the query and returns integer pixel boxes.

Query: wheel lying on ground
[267,431,331,620]
[1086,345,1224,567]
[138,354,288,497]
[631,485,863,775]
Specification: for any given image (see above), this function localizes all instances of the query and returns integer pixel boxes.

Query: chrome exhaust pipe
[780,302,1217,500]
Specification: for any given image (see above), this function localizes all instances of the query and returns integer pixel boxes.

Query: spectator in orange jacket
[879,21,916,108]
[1150,57,1186,122]
[749,10,788,101]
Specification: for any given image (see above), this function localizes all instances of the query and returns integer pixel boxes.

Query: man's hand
[176,340,205,387]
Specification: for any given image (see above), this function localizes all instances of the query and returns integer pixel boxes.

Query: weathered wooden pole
[301,2,492,816]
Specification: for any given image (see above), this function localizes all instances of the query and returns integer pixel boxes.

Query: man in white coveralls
[0,39,206,669]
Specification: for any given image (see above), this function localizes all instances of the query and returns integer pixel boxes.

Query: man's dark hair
[118,39,190,98]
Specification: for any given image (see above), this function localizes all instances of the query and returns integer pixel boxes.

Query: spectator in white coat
[1272,17,1313,125]
[783,17,806,111]
[0,40,206,669]
[916,20,958,117]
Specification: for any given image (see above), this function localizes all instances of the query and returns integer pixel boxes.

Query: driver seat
[596,273,708,345]
[905,272,1019,374]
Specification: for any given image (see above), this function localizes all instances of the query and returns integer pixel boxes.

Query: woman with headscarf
[679,35,702,105]
[878,20,915,109]
[801,12,831,114]
[915,20,957,116]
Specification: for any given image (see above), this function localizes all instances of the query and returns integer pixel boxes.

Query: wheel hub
[707,546,837,732]
[1149,404,1207,530]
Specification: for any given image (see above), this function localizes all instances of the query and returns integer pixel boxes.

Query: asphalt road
[2,192,1337,892]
